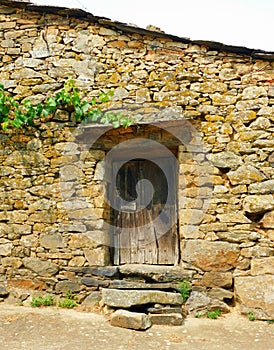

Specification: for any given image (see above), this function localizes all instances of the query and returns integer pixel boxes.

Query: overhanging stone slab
[118,264,194,282]
[109,280,178,290]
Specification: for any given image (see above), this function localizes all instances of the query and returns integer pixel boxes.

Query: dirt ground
[0,304,273,350]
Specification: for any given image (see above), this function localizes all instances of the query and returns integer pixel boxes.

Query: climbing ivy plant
[0,79,134,131]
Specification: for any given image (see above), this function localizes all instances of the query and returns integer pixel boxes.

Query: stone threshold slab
[118,264,194,282]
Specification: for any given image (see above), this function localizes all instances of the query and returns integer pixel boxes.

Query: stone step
[147,306,183,315]
[102,289,183,308]
[110,310,152,330]
[68,266,119,278]
[149,313,184,326]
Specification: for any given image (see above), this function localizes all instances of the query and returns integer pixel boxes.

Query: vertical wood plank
[130,212,139,264]
[143,210,158,264]
[119,212,131,264]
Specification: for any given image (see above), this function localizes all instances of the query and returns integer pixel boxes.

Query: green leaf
[0,104,10,115]
[88,109,102,122]
[71,94,81,106]
[42,106,52,117]
[23,99,32,108]
[112,120,120,128]
[121,118,130,127]
[35,103,43,117]
[75,105,83,117]
[47,97,57,108]
[27,119,35,127]
[11,118,23,128]
[99,91,109,103]
[81,101,91,113]
[1,118,10,131]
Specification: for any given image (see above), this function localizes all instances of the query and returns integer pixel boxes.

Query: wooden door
[110,158,179,265]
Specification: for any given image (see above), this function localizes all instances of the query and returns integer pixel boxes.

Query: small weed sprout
[248,312,255,321]
[58,290,77,309]
[195,313,202,318]
[58,298,77,309]
[30,294,54,307]
[178,280,191,303]
[206,310,222,319]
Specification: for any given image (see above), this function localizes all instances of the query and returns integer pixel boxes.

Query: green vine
[0,79,134,131]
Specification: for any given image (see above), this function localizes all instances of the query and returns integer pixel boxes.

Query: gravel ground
[0,305,273,350]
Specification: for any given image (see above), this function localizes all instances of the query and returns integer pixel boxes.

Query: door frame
[107,151,179,265]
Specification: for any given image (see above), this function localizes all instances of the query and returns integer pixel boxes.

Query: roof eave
[3,0,274,60]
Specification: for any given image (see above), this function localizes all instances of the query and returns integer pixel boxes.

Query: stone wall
[0,2,273,319]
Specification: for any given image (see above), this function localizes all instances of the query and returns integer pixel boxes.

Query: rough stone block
[23,257,59,277]
[8,279,47,291]
[40,233,65,249]
[185,291,230,315]
[1,257,23,269]
[89,266,119,278]
[0,243,13,256]
[217,213,251,224]
[207,288,234,301]
[82,292,102,307]
[243,195,274,213]
[11,224,32,236]
[240,246,271,258]
[201,271,233,288]
[55,281,81,293]
[83,247,109,266]
[179,209,204,225]
[216,230,252,243]
[68,256,86,267]
[242,86,267,100]
[206,151,242,169]
[260,210,274,228]
[81,277,109,288]
[227,165,266,185]
[69,231,105,249]
[182,240,239,272]
[68,209,98,221]
[0,223,10,235]
[180,225,204,239]
[249,180,274,195]
[235,275,274,320]
[110,310,151,330]
[250,257,274,276]
[0,285,9,297]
